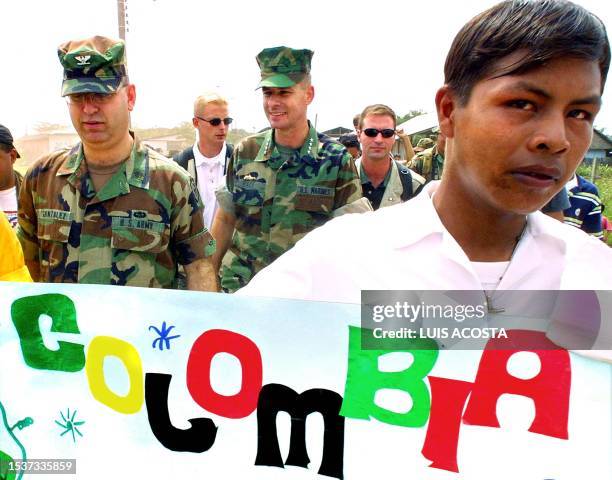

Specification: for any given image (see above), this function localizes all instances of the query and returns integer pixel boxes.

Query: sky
[3,0,612,138]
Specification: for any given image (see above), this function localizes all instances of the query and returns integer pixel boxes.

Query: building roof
[396,112,438,135]
[17,130,78,141]
[591,129,612,150]
[142,134,186,142]
[322,126,352,137]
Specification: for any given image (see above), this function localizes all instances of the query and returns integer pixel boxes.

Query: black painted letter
[145,373,217,452]
[255,383,345,479]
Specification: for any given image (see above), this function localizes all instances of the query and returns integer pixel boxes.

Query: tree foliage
[133,123,255,148]
[133,121,195,144]
[397,109,425,125]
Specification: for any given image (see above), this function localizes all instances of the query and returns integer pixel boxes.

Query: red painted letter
[187,329,263,419]
[421,376,473,473]
[463,330,570,439]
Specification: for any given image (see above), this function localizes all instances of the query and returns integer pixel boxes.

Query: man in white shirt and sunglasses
[174,92,234,230]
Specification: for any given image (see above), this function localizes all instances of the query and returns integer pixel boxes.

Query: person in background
[0,124,23,228]
[541,189,571,221]
[339,133,361,160]
[564,172,604,239]
[1,212,31,282]
[601,206,612,243]
[173,92,234,230]
[410,130,446,182]
[356,104,425,210]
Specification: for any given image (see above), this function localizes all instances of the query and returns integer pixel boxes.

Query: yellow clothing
[0,212,32,282]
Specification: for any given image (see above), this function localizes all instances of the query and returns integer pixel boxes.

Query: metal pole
[116,0,131,128]
[117,0,127,41]
[591,157,598,183]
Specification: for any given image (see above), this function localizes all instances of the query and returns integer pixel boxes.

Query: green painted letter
[340,326,438,427]
[11,294,85,372]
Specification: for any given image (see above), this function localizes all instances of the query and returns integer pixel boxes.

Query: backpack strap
[224,143,234,175]
[395,160,414,202]
[173,147,197,181]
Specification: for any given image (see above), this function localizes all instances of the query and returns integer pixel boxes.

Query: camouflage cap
[58,36,127,96]
[416,137,435,149]
[256,46,313,88]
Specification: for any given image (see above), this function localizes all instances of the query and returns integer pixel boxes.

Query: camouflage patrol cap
[256,46,313,88]
[416,137,435,149]
[58,36,127,96]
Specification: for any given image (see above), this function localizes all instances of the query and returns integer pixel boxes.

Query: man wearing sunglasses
[356,104,425,210]
[211,46,368,293]
[173,92,234,230]
[17,36,217,291]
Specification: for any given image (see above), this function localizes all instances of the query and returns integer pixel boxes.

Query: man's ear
[435,85,457,139]
[10,149,18,164]
[305,85,315,105]
[126,84,136,111]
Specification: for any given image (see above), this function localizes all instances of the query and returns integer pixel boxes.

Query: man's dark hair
[0,143,12,154]
[444,0,611,105]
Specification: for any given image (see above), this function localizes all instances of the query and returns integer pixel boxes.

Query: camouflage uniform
[409,145,445,183]
[216,46,364,292]
[16,35,214,287]
[219,123,362,292]
[17,139,214,287]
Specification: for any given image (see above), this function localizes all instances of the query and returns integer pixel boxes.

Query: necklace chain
[484,219,528,314]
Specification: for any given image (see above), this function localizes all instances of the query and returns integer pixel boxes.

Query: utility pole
[116,0,130,127]
[117,0,128,41]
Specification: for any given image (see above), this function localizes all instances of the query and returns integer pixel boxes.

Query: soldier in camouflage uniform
[409,133,446,183]
[412,137,434,154]
[211,46,368,293]
[17,36,217,290]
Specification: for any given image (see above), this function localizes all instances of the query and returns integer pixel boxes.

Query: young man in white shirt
[173,92,233,230]
[240,0,612,304]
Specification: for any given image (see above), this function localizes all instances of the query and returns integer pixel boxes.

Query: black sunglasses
[362,128,395,138]
[195,116,233,126]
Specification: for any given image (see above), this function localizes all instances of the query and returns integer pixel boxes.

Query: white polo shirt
[193,142,226,230]
[239,181,612,304]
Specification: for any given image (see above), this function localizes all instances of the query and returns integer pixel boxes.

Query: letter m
[255,383,345,479]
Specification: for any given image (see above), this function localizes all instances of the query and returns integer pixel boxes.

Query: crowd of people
[1,0,612,314]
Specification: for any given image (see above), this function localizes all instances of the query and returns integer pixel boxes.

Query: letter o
[85,336,144,414]
[187,329,262,419]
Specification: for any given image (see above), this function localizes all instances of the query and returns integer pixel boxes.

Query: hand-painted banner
[0,283,610,479]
